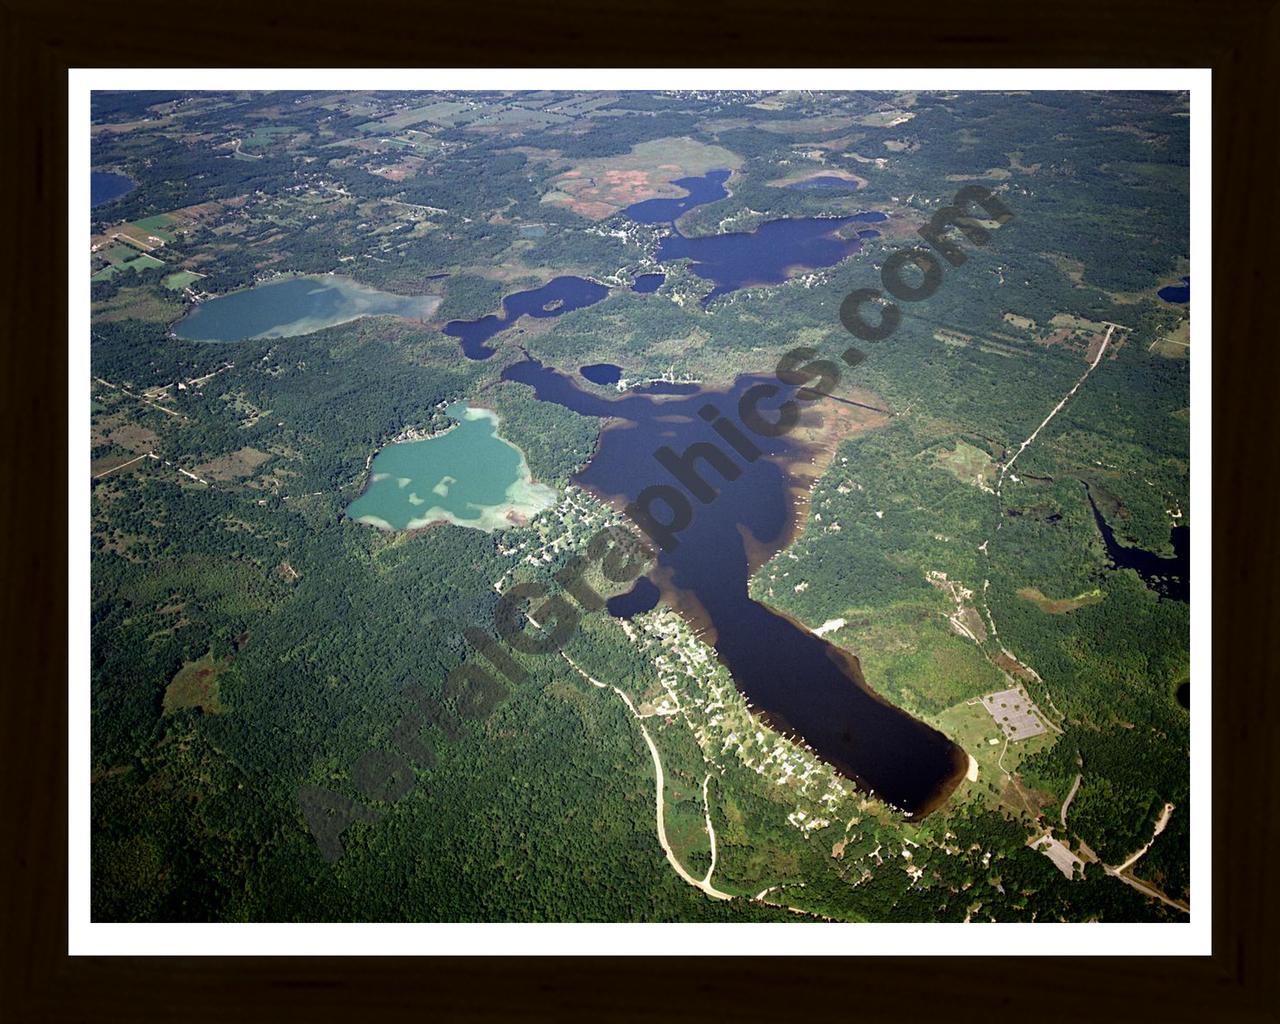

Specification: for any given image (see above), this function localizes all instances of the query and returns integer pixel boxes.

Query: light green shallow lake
[172,275,441,342]
[346,403,556,532]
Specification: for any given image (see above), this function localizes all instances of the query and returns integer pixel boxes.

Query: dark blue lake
[622,169,731,224]
[444,276,610,360]
[631,273,665,293]
[580,363,623,386]
[1085,483,1188,602]
[91,171,134,207]
[1158,277,1190,303]
[658,216,873,305]
[606,576,661,618]
[501,354,967,818]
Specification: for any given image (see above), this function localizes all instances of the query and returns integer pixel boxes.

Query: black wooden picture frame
[3,1,1276,1019]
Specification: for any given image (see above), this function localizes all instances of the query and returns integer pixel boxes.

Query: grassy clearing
[91,284,185,323]
[364,100,476,132]
[1045,253,1086,285]
[130,215,178,243]
[840,600,1005,717]
[1049,312,1107,332]
[543,95,615,116]
[193,446,271,481]
[1151,319,1190,359]
[945,167,1012,182]
[241,125,296,150]
[934,440,996,491]
[100,243,139,265]
[935,699,1058,812]
[933,328,972,348]
[163,270,203,290]
[854,109,915,128]
[467,106,571,130]
[764,167,867,189]
[755,113,859,134]
[163,652,228,715]
[1017,586,1105,614]
[92,251,165,281]
[1002,312,1037,331]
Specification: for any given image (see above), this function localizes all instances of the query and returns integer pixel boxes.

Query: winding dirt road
[1060,772,1082,827]
[560,653,733,901]
[1102,803,1188,913]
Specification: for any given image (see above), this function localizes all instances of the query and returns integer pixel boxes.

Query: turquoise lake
[172,275,441,342]
[346,403,556,532]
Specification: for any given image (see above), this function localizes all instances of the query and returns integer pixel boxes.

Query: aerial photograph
[87,88,1192,925]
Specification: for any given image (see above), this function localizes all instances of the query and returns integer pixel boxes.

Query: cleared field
[168,196,246,227]
[854,109,915,128]
[359,104,444,132]
[194,446,271,481]
[945,167,1012,182]
[1008,151,1042,174]
[123,253,165,271]
[99,242,139,265]
[364,100,476,132]
[1002,312,1037,331]
[1036,312,1112,361]
[755,114,859,135]
[1046,253,1086,285]
[764,168,868,189]
[92,417,159,453]
[543,95,615,116]
[93,252,164,280]
[163,270,203,290]
[163,653,228,715]
[978,341,1028,359]
[1049,312,1106,332]
[542,136,743,220]
[368,155,426,181]
[1151,319,1190,359]
[1017,586,1105,614]
[130,214,178,243]
[934,440,997,491]
[91,283,185,323]
[841,599,1004,717]
[933,328,972,348]
[466,106,572,130]
[240,125,296,150]
[90,451,153,478]
[933,698,1056,810]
